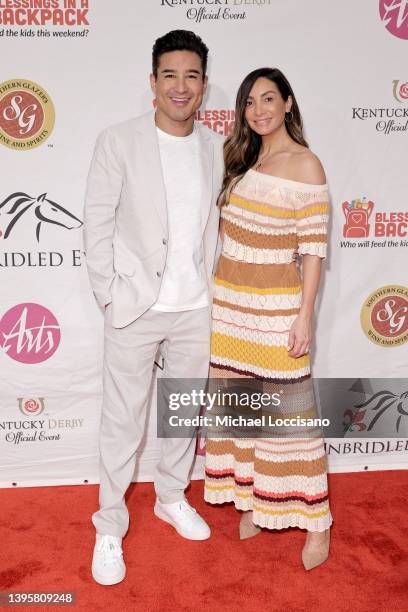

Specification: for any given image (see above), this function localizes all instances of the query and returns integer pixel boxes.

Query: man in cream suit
[84,30,223,586]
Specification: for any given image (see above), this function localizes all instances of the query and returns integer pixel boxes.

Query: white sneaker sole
[154,504,211,541]
[92,565,126,586]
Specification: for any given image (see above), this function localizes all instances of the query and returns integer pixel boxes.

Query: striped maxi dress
[204,168,333,532]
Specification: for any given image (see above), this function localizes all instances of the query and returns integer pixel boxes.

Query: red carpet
[1,471,407,612]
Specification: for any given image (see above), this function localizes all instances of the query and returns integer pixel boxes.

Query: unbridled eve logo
[360,286,408,347]
[0,303,61,364]
[0,79,55,150]
[0,192,83,241]
[379,0,408,39]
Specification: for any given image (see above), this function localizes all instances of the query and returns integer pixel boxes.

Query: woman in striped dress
[204,68,333,570]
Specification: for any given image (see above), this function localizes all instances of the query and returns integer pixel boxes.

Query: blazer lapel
[197,125,214,231]
[139,111,168,233]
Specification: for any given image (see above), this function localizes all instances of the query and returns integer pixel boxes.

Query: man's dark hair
[152,30,209,78]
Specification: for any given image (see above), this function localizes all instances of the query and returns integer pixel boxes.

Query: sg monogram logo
[2,94,40,136]
[375,298,408,335]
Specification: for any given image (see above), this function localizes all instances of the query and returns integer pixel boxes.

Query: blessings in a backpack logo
[340,198,408,249]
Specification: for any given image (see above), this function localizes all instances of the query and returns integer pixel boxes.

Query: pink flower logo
[18,398,45,416]
[24,399,40,413]
[399,81,408,98]
[379,0,408,39]
[0,303,61,364]
[392,80,408,101]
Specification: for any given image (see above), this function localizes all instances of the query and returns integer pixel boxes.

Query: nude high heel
[302,528,330,570]
[239,511,261,540]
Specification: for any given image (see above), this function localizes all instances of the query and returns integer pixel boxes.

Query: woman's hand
[287,311,312,358]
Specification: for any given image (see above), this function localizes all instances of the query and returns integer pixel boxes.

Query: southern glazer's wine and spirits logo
[352,78,408,135]
[159,0,271,23]
[0,79,55,150]
[360,285,408,347]
[0,303,61,364]
[0,192,83,242]
[18,398,45,417]
[344,388,408,434]
[340,197,408,249]
[379,0,408,39]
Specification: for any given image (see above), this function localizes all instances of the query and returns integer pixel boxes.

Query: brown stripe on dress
[297,234,327,244]
[213,298,301,318]
[224,219,298,250]
[255,455,327,477]
[205,439,255,463]
[215,255,301,288]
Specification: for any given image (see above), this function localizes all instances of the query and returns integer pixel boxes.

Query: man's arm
[83,128,123,308]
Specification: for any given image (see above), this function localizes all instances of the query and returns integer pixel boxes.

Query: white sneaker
[154,498,211,540]
[92,534,126,586]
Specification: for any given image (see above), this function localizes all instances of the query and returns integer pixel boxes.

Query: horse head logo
[353,389,408,433]
[0,192,83,241]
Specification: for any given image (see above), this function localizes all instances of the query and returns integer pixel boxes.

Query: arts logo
[18,397,45,417]
[360,285,408,347]
[0,303,61,364]
[392,80,408,102]
[0,192,83,242]
[344,388,408,433]
[0,79,55,150]
[342,198,374,238]
[379,0,408,39]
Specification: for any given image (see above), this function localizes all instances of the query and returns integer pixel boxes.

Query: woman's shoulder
[289,149,326,185]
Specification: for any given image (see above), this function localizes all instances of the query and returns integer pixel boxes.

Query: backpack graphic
[342,198,374,238]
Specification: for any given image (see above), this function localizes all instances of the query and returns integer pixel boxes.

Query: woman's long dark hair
[219,67,308,207]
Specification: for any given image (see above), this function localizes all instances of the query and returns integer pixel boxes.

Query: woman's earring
[285,111,294,123]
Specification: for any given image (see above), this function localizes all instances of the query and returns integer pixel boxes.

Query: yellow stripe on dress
[229,194,329,220]
[253,503,331,519]
[211,332,309,371]
[215,277,302,295]
[229,194,295,218]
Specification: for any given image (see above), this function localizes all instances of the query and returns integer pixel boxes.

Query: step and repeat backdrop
[0,0,407,487]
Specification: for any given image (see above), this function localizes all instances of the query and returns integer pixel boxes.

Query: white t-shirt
[151,125,209,312]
